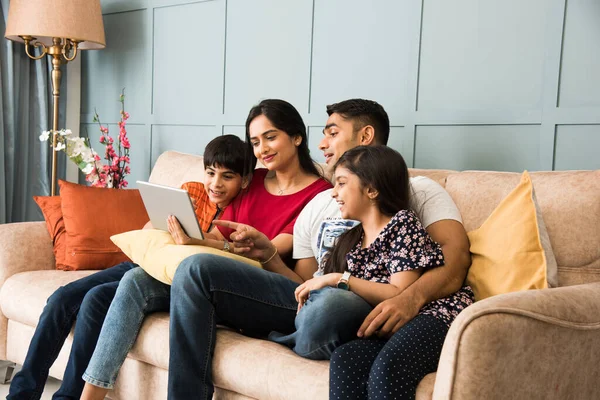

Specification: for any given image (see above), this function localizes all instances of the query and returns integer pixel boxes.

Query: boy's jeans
[7,262,135,400]
[82,267,170,388]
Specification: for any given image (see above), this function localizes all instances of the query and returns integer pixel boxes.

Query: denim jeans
[7,262,135,400]
[168,253,300,400]
[268,286,373,360]
[82,267,170,388]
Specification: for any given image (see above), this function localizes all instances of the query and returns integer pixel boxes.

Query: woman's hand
[212,220,275,261]
[294,274,339,312]
[167,215,192,245]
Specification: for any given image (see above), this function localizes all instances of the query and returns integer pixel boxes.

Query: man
[294,99,470,339]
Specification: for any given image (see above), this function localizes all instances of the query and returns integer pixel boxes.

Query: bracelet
[260,247,278,265]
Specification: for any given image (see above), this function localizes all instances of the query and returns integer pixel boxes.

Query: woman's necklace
[275,177,300,195]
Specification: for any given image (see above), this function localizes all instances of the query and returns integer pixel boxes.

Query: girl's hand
[167,215,192,245]
[213,220,275,261]
[294,274,339,312]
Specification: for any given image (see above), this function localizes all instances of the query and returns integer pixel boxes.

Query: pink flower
[86,91,132,189]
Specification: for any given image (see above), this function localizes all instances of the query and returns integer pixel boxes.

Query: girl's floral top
[346,209,474,327]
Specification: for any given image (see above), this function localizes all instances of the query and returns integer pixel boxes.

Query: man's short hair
[203,134,250,176]
[326,99,390,145]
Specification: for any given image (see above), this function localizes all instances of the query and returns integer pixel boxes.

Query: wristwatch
[337,271,351,290]
[223,240,231,252]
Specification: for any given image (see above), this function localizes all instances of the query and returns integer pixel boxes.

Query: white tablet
[137,181,205,240]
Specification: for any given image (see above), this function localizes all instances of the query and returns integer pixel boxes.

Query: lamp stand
[21,36,80,196]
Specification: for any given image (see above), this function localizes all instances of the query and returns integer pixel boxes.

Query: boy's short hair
[326,99,390,145]
[203,134,251,176]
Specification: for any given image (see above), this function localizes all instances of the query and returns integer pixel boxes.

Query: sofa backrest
[150,151,600,288]
[149,151,206,187]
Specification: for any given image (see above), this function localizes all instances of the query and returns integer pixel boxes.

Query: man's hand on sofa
[358,291,421,338]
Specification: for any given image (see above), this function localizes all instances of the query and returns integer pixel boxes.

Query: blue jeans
[7,262,135,400]
[83,267,170,388]
[168,254,300,400]
[268,286,373,360]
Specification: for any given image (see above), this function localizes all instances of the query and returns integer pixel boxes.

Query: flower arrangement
[39,90,131,188]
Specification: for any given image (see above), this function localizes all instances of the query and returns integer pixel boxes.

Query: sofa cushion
[0,270,97,326]
[59,180,150,271]
[33,196,68,270]
[0,270,330,399]
[446,170,600,287]
[111,229,260,285]
[466,172,557,300]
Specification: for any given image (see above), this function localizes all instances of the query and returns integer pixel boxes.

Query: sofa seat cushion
[0,270,97,326]
[0,270,330,399]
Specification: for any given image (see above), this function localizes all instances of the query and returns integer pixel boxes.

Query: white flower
[39,131,51,141]
[80,146,94,163]
[59,129,72,136]
[70,137,87,157]
[54,142,66,151]
[82,163,94,174]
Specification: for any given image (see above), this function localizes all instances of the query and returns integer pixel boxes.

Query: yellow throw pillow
[111,229,261,285]
[466,171,558,301]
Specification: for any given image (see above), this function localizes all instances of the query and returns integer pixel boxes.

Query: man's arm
[293,257,318,282]
[407,219,471,306]
[358,219,471,338]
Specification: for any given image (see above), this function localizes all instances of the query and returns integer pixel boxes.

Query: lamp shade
[5,0,105,50]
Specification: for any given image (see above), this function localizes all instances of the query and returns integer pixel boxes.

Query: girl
[79,99,331,400]
[272,145,474,400]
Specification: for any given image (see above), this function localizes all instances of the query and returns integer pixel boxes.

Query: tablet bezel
[137,181,205,240]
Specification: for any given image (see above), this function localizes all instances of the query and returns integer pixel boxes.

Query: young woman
[271,145,474,400]
[79,99,331,400]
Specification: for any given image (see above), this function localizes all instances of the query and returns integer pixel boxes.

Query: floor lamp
[4,0,106,195]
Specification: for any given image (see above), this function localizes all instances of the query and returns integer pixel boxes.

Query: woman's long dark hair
[323,146,410,274]
[245,99,321,177]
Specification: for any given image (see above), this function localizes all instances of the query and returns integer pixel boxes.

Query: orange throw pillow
[59,180,149,270]
[33,196,68,270]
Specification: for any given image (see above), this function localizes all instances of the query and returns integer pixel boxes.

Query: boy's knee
[120,267,153,289]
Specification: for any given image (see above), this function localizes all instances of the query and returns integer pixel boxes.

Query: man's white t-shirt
[293,176,463,261]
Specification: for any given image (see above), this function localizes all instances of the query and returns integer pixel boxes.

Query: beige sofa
[0,151,599,399]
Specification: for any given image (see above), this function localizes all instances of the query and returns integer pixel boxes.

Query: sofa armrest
[0,222,55,286]
[433,283,600,400]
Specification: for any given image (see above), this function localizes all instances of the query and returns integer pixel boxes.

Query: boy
[8,134,250,400]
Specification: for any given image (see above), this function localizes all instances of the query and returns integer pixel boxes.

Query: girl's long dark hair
[323,146,410,274]
[245,99,321,177]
